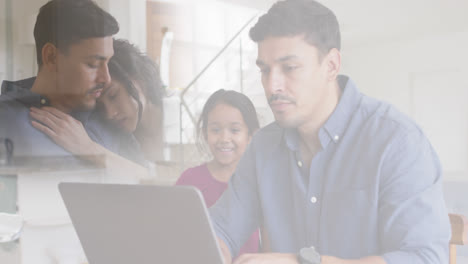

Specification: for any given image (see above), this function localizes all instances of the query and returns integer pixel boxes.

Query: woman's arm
[30,106,149,181]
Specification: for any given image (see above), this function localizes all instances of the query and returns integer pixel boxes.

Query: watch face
[300,247,321,264]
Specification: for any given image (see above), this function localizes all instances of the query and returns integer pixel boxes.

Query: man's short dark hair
[34,0,119,66]
[249,0,341,56]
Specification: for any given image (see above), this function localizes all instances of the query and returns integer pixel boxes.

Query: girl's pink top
[176,164,260,257]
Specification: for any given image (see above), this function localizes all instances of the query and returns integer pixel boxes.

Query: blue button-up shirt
[210,76,450,264]
[0,78,145,164]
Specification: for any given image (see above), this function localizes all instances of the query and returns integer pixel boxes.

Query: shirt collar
[284,127,300,151]
[1,77,35,94]
[2,79,51,108]
[283,75,362,151]
[1,77,91,122]
[320,75,362,149]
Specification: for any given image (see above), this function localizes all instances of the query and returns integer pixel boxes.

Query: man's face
[55,37,114,111]
[256,35,330,129]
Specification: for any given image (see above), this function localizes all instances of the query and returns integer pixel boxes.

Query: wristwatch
[298,246,321,264]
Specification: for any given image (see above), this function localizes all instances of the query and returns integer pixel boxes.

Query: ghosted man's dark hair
[34,0,119,66]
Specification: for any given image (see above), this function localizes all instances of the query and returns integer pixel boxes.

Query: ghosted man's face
[55,36,114,111]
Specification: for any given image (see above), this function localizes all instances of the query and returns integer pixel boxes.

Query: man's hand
[232,253,386,264]
[218,238,233,264]
[233,253,298,264]
[216,234,386,264]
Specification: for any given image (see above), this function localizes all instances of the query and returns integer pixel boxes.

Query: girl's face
[205,103,251,169]
[98,80,140,133]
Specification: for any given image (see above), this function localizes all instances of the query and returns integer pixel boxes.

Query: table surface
[0,155,104,175]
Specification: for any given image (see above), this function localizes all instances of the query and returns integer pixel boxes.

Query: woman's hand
[30,106,100,156]
[30,106,149,180]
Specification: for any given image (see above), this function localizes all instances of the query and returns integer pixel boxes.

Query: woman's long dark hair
[107,60,144,122]
[111,39,164,105]
[108,39,165,123]
[107,39,166,161]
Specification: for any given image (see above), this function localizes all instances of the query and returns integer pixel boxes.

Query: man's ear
[325,48,341,81]
[41,43,59,72]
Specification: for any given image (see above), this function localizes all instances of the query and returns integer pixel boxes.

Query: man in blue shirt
[210,0,450,263]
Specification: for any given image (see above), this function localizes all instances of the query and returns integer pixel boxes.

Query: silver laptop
[58,182,224,264]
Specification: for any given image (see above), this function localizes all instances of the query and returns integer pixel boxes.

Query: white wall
[342,32,468,181]
[10,0,43,81]
[95,0,147,51]
[0,0,6,82]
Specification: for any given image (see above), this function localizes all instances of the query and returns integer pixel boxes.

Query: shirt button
[333,135,340,142]
[40,99,46,105]
[310,196,317,204]
[297,161,303,167]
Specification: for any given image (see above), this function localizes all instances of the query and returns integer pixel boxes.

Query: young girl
[176,89,260,257]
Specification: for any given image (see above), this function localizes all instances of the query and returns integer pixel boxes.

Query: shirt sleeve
[379,130,450,264]
[85,113,147,166]
[175,172,187,186]
[209,142,262,257]
[176,167,196,186]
